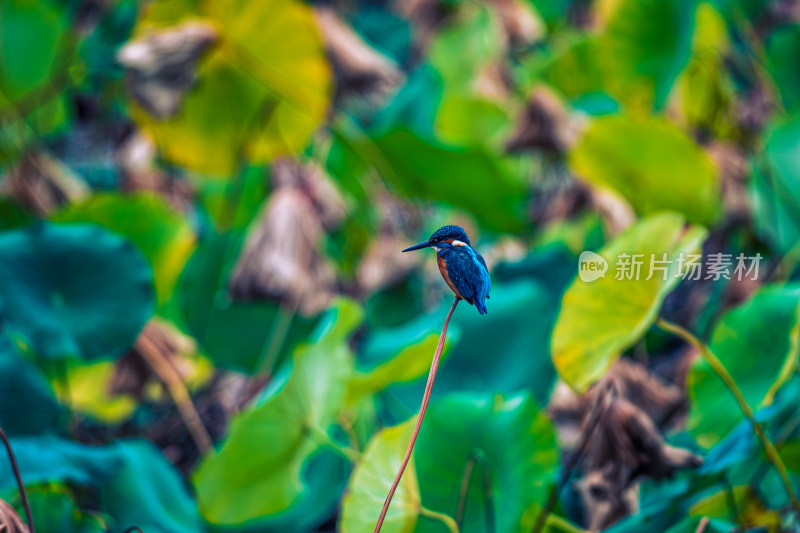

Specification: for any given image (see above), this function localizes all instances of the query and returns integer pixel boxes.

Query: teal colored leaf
[0,437,204,533]
[0,223,155,360]
[52,193,196,304]
[193,300,362,525]
[0,335,63,436]
[99,440,206,533]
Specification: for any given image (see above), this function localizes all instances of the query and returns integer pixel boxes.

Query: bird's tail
[475,299,488,315]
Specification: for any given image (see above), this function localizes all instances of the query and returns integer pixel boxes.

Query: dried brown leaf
[315,7,405,105]
[506,86,578,154]
[228,159,345,315]
[2,152,89,215]
[118,22,218,119]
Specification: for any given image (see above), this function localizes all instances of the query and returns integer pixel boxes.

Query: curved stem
[656,317,800,516]
[373,297,460,533]
[763,297,800,406]
[137,333,213,454]
[694,517,709,533]
[122,528,144,533]
[308,425,360,463]
[420,506,459,533]
[253,303,296,377]
[544,514,587,533]
[0,426,34,533]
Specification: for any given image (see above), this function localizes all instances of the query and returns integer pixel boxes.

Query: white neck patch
[452,240,468,247]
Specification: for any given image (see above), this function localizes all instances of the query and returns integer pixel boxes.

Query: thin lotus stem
[137,333,213,454]
[455,449,494,533]
[763,297,800,406]
[373,296,460,533]
[253,303,296,377]
[694,517,709,533]
[0,426,34,533]
[419,506,459,533]
[656,317,800,516]
[123,528,145,533]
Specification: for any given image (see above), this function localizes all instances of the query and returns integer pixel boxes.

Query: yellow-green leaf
[130,0,331,175]
[569,116,720,225]
[339,418,420,533]
[552,212,706,392]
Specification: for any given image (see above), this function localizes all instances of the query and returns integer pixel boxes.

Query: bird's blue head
[402,225,471,252]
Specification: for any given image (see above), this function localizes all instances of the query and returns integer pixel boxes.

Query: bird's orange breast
[437,254,463,299]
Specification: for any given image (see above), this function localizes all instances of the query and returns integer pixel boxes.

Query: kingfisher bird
[402,225,491,314]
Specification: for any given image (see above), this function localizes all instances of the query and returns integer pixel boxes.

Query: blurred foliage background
[3,0,800,531]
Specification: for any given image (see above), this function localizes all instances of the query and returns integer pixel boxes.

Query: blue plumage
[401,225,491,315]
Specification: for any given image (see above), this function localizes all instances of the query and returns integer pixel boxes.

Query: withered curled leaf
[505,86,578,154]
[549,359,701,530]
[110,319,197,399]
[315,7,405,105]
[2,152,89,215]
[117,22,218,119]
[229,159,345,315]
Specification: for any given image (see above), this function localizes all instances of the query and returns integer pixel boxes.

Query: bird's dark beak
[402,241,433,252]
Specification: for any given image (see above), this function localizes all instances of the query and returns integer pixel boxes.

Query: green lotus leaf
[0,0,73,163]
[355,129,529,232]
[687,284,800,448]
[26,485,107,533]
[751,115,800,255]
[414,392,558,533]
[178,232,318,373]
[193,300,361,524]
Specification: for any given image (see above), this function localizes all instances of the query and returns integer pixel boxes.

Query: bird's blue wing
[448,255,476,303]
[445,247,491,314]
[475,251,491,299]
